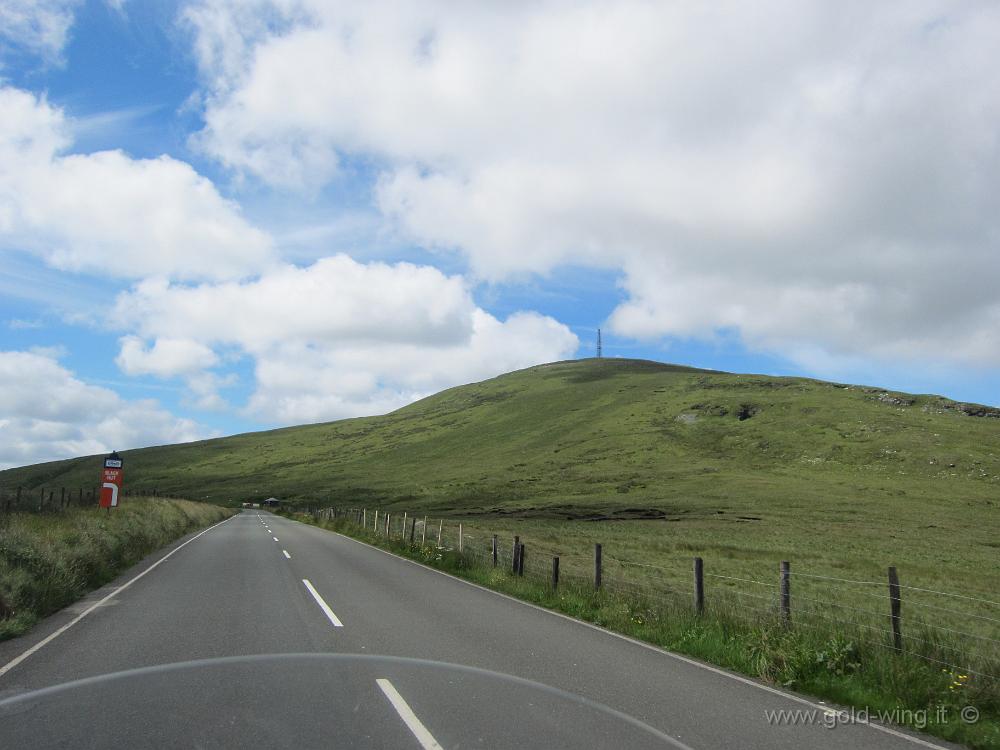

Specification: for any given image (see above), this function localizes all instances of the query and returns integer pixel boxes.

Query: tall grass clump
[0,499,233,640]
[285,509,1000,750]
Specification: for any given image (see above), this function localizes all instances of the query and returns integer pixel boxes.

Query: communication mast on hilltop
[596,328,603,358]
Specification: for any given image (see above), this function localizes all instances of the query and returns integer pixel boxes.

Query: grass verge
[282,509,1000,750]
[0,498,234,641]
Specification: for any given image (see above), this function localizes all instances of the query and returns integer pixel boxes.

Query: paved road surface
[0,511,959,748]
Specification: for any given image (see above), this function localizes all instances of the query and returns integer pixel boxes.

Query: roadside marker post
[780,561,791,625]
[693,557,704,615]
[888,566,903,652]
[594,543,602,590]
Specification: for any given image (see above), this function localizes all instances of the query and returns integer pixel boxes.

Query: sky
[1,0,998,470]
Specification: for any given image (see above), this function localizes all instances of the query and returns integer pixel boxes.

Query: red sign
[100,453,123,508]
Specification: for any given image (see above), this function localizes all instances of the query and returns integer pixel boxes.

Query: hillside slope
[3,358,999,522]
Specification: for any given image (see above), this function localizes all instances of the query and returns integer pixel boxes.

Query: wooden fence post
[492,534,498,567]
[402,512,408,539]
[693,557,704,615]
[409,516,416,543]
[780,561,791,625]
[459,523,463,552]
[422,517,427,545]
[437,519,443,546]
[517,543,525,576]
[888,566,903,652]
[512,536,520,573]
[552,556,560,589]
[594,543,603,590]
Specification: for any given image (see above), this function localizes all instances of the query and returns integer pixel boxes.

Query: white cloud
[112,255,578,423]
[0,349,210,470]
[184,0,1000,369]
[116,336,219,377]
[113,255,476,347]
[184,371,238,412]
[0,0,82,63]
[244,308,579,423]
[0,86,273,281]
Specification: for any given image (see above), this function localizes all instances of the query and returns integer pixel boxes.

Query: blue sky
[2,1,998,469]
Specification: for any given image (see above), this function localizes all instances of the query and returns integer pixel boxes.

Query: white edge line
[376,678,444,750]
[319,527,950,750]
[283,550,291,559]
[301,579,343,627]
[0,514,235,680]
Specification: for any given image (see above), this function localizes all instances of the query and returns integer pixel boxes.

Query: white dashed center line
[283,550,291,559]
[302,579,343,627]
[376,679,444,750]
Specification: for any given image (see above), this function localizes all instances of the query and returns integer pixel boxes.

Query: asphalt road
[0,510,959,749]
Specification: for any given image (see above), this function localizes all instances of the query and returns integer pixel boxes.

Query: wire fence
[311,505,1000,685]
[0,484,169,513]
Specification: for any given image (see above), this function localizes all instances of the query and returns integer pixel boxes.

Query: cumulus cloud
[116,336,219,377]
[0,349,209,470]
[184,0,1000,369]
[113,255,476,347]
[0,86,273,281]
[111,255,578,423]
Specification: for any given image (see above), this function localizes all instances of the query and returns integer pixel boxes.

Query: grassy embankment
[0,498,233,641]
[286,508,1000,750]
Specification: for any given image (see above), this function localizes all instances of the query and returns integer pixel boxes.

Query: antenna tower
[596,328,603,358]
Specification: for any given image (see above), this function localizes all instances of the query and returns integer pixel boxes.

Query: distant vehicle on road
[263,498,281,508]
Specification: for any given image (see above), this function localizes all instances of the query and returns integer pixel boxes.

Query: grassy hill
[3,357,998,517]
